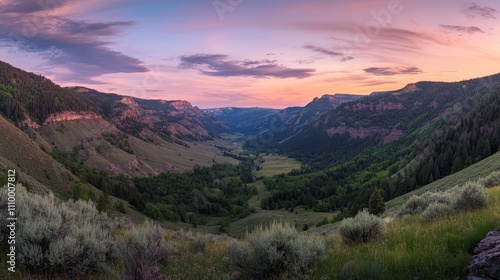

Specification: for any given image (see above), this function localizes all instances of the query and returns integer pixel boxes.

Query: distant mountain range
[203,107,279,134]
[205,94,363,144]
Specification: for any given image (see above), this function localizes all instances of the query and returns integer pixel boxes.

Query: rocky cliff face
[343,102,405,112]
[18,114,40,129]
[112,97,226,142]
[325,126,405,144]
[43,111,101,124]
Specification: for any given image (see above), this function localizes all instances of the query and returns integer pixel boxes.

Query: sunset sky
[0,0,499,108]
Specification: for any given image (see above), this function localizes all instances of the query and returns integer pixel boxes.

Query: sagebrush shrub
[398,192,453,217]
[421,202,454,222]
[339,210,383,243]
[452,182,488,210]
[188,232,210,253]
[477,171,500,188]
[397,181,489,221]
[0,185,117,275]
[228,221,324,279]
[120,220,177,280]
[398,195,430,217]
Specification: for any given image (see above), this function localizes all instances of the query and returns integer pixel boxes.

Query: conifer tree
[97,192,110,212]
[451,156,464,174]
[368,188,385,216]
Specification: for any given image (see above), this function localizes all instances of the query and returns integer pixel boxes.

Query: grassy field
[254,154,301,177]
[226,208,337,237]
[246,180,269,209]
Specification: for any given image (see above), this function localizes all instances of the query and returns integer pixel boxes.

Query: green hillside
[386,151,500,214]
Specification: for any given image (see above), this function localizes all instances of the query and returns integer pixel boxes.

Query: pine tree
[368,188,385,216]
[451,155,464,174]
[96,192,110,212]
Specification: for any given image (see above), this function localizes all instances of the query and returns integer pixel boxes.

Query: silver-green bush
[339,209,383,244]
[398,182,489,221]
[398,192,453,217]
[421,202,454,222]
[119,220,177,280]
[228,221,324,279]
[0,185,117,275]
[452,182,488,210]
[477,171,500,188]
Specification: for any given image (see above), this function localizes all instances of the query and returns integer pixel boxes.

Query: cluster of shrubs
[228,221,325,279]
[338,210,384,243]
[0,185,174,279]
[398,182,489,221]
[477,171,500,188]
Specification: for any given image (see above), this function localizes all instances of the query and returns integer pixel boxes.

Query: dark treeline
[408,89,500,190]
[50,147,257,225]
[135,162,257,225]
[50,148,146,210]
[261,143,402,217]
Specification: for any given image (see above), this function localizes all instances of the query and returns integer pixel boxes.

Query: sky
[0,0,499,109]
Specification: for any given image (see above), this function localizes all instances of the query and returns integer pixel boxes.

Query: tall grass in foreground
[163,231,234,279]
[311,187,500,280]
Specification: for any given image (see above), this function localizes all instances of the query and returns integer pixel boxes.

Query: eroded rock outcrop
[325,126,405,144]
[469,230,500,279]
[43,111,101,124]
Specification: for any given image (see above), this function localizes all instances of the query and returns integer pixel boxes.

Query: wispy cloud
[440,25,484,34]
[1,0,67,13]
[303,44,354,62]
[462,3,498,19]
[179,54,315,79]
[364,67,422,76]
[295,21,444,57]
[304,45,343,57]
[341,56,354,62]
[0,0,147,83]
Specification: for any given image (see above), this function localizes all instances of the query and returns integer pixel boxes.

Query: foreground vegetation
[313,186,500,279]
[1,174,499,279]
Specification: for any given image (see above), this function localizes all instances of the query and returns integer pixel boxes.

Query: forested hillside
[0,61,97,124]
[279,75,500,168]
[260,75,500,217]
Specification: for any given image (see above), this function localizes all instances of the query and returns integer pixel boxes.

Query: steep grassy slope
[0,115,151,224]
[26,117,238,176]
[312,186,500,279]
[386,151,500,214]
[0,115,74,197]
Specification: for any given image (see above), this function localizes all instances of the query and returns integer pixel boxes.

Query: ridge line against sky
[0,0,499,108]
